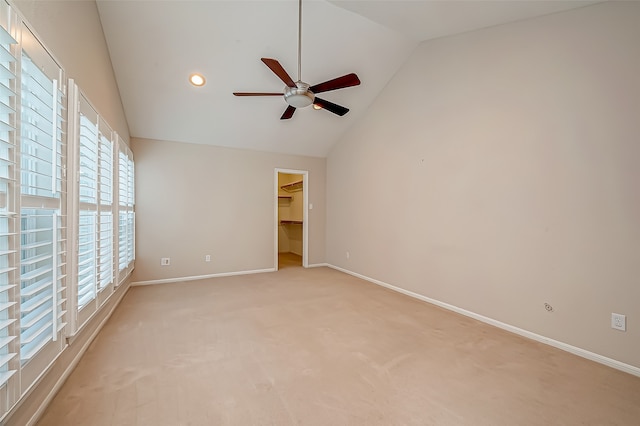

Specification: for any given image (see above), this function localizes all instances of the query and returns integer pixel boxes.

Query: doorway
[274,169,308,270]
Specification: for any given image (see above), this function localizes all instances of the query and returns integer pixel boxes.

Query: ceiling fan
[233,0,361,120]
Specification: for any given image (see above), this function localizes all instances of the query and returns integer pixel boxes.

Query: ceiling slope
[97,0,598,157]
[330,1,599,42]
[96,0,416,157]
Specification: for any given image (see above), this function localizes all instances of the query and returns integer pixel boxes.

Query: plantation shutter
[19,26,67,364]
[117,141,133,283]
[76,95,97,310]
[0,2,131,418]
[97,118,113,293]
[0,13,17,388]
[68,84,117,330]
[126,151,134,266]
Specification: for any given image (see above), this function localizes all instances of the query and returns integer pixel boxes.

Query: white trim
[0,346,68,425]
[274,168,309,271]
[327,264,640,378]
[67,287,114,346]
[20,282,132,426]
[307,263,328,268]
[131,268,276,286]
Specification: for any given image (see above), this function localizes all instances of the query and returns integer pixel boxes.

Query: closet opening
[274,169,308,270]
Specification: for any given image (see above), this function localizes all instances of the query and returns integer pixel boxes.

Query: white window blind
[76,97,97,309]
[0,11,17,389]
[117,149,126,273]
[19,26,67,364]
[117,142,133,282]
[126,153,134,265]
[19,210,60,361]
[0,2,132,418]
[76,210,95,308]
[68,84,117,331]
[0,3,70,417]
[97,118,113,291]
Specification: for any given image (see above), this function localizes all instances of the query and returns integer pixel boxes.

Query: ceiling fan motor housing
[284,81,314,108]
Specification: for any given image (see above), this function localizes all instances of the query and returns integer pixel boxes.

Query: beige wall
[131,138,326,282]
[12,0,130,143]
[327,2,640,368]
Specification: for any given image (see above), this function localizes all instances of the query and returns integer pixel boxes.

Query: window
[0,2,133,419]
[18,19,67,391]
[97,119,113,292]
[118,141,134,283]
[68,84,118,330]
[0,5,18,396]
[76,95,97,310]
[0,6,68,407]
[0,12,71,405]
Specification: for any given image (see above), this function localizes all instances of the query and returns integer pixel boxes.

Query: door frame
[274,168,309,270]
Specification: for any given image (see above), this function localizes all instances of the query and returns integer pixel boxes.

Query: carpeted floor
[36,266,640,425]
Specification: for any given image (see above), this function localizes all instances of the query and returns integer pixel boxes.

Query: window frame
[66,82,119,334]
[0,3,134,419]
[0,2,68,418]
[117,139,134,285]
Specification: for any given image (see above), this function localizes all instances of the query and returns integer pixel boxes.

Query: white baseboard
[327,264,640,378]
[307,263,328,268]
[131,268,276,286]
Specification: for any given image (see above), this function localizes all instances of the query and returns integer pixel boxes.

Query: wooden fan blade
[310,73,360,94]
[261,58,296,88]
[313,97,349,116]
[281,105,296,120]
[233,92,282,96]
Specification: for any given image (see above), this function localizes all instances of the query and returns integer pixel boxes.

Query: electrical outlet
[346,251,350,260]
[161,257,170,266]
[205,255,211,262]
[611,313,626,331]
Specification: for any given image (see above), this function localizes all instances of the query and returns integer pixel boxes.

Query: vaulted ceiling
[96,0,596,157]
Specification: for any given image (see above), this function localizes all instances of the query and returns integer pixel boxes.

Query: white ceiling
[96,0,597,157]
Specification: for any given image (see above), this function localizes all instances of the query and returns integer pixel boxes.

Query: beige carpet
[36,266,640,425]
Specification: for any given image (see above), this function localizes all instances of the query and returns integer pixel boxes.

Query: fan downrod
[232,0,361,120]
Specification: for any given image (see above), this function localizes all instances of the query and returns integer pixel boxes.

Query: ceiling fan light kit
[284,82,314,108]
[233,0,360,120]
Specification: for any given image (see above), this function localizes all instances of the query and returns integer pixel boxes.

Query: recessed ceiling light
[189,73,206,87]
